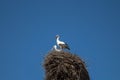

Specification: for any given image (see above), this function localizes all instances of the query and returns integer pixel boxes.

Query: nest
[43,51,90,80]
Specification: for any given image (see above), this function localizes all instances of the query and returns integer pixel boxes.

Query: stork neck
[56,37,60,42]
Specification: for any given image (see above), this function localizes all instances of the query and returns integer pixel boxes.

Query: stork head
[56,35,60,39]
[53,45,57,49]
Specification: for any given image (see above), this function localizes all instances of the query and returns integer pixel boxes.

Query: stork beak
[56,36,57,39]
[56,35,58,39]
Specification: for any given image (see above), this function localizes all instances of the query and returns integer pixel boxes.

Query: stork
[56,35,70,50]
[53,45,61,52]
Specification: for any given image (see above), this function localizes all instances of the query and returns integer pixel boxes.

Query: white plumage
[53,45,61,52]
[56,35,70,50]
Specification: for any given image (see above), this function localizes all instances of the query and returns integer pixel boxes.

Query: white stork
[53,45,61,52]
[56,35,70,50]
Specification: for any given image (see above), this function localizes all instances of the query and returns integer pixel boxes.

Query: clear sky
[0,0,120,80]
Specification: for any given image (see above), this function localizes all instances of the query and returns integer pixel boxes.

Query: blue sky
[0,0,120,80]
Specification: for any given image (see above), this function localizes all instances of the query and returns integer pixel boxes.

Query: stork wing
[59,43,70,50]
